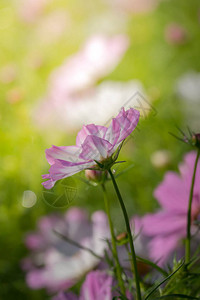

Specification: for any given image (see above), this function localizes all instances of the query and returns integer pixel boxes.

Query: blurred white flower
[48,34,129,97]
[86,11,127,35]
[150,150,171,169]
[22,208,109,293]
[35,80,148,131]
[176,71,200,130]
[176,71,200,103]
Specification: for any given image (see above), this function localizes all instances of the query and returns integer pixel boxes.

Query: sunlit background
[1,0,200,298]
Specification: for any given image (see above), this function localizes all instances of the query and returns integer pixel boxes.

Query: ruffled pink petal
[79,135,113,160]
[142,211,186,236]
[76,124,107,147]
[110,108,140,146]
[103,117,121,147]
[42,176,56,189]
[42,161,94,189]
[51,161,93,179]
[46,145,81,165]
[154,171,188,212]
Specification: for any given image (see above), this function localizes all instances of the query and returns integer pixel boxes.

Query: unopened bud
[85,169,102,182]
[192,133,200,148]
[116,232,128,242]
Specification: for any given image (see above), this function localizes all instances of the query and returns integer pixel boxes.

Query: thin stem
[102,184,126,295]
[108,169,142,300]
[185,149,200,263]
[53,230,102,259]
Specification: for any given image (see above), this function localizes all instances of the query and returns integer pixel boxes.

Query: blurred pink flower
[141,151,200,266]
[22,207,109,293]
[0,63,17,84]
[52,270,135,300]
[34,34,130,130]
[48,34,129,98]
[42,107,140,189]
[18,0,50,23]
[165,23,187,45]
[80,271,113,300]
[52,271,113,300]
[35,10,71,45]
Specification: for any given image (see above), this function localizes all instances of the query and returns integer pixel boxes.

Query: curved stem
[108,169,142,300]
[102,184,126,295]
[185,149,200,263]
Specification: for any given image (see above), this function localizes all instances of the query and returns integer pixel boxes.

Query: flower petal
[105,108,140,148]
[52,292,78,300]
[45,145,82,165]
[142,211,186,236]
[80,271,113,300]
[42,161,94,189]
[148,233,181,266]
[103,117,121,146]
[154,172,188,212]
[179,151,200,197]
[76,124,107,146]
[79,135,113,160]
[115,108,140,144]
[42,175,56,189]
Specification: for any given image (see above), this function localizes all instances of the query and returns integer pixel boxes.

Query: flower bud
[192,133,200,148]
[116,232,128,245]
[85,169,103,182]
[116,232,127,241]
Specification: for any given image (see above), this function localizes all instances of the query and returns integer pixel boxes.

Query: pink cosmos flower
[141,151,200,266]
[22,207,109,293]
[42,107,140,189]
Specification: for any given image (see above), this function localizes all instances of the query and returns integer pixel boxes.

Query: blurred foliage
[0,0,200,299]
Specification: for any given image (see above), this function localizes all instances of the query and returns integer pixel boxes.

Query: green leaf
[153,294,199,299]
[144,261,185,300]
[136,255,168,277]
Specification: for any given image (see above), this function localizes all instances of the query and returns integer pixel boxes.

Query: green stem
[108,169,142,300]
[102,184,126,295]
[185,149,200,263]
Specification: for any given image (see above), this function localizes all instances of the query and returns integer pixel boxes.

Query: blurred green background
[0,0,200,298]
